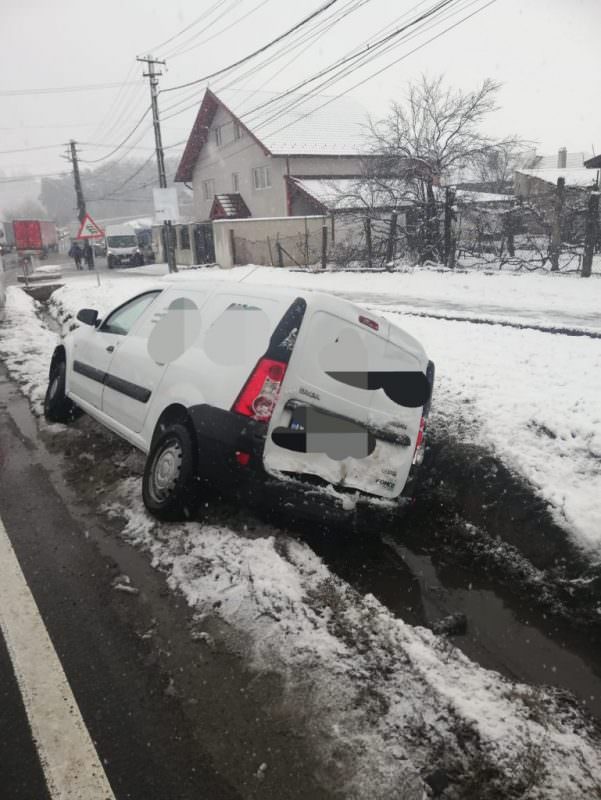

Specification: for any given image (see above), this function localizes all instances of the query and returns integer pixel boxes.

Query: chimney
[557,147,567,168]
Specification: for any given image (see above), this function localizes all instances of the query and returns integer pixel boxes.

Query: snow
[104,478,601,799]
[516,167,598,188]
[2,276,601,796]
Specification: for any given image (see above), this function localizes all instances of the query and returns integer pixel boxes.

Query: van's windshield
[107,236,137,248]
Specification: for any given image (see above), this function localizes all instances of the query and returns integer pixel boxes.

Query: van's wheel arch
[44,352,80,423]
[143,421,198,521]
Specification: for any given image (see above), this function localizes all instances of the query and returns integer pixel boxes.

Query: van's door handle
[106,345,115,353]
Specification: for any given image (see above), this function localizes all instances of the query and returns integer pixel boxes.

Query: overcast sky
[1,0,599,191]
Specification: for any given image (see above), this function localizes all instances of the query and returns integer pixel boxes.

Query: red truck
[12,219,58,257]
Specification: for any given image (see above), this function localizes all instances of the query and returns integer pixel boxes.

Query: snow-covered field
[1,273,601,797]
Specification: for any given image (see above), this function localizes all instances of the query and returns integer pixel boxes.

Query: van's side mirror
[77,308,99,326]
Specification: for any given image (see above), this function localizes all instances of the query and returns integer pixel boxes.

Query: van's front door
[69,324,121,409]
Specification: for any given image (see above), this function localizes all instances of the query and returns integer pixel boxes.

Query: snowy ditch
[1,280,601,797]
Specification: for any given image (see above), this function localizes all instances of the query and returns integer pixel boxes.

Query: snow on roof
[216,87,371,156]
[515,167,598,187]
[290,177,412,211]
[454,189,513,203]
[291,178,513,211]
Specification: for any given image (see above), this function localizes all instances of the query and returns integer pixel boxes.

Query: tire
[142,422,198,521]
[43,361,79,423]
[107,255,114,269]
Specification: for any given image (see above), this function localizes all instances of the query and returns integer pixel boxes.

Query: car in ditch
[43,281,434,520]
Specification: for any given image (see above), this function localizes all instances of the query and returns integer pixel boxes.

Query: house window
[233,122,242,141]
[232,172,240,192]
[179,226,190,250]
[252,165,271,190]
[214,126,223,147]
[203,179,215,200]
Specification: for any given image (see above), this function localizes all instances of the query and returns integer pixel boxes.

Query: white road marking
[0,512,117,800]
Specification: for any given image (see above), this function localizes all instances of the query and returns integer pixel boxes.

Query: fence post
[444,188,455,267]
[321,224,328,270]
[276,241,284,268]
[386,210,398,265]
[304,217,309,268]
[582,188,599,278]
[228,228,237,267]
[365,216,372,268]
[550,177,565,271]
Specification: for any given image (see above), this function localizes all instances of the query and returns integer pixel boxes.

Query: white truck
[105,225,143,269]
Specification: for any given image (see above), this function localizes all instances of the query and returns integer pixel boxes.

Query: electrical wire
[0,171,69,184]
[166,0,274,60]
[81,106,152,164]
[167,0,496,177]
[160,0,342,93]
[144,0,228,55]
[0,81,140,97]
[159,0,455,124]
[162,0,241,59]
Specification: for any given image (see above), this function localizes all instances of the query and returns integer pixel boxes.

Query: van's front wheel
[142,423,198,521]
[44,360,79,423]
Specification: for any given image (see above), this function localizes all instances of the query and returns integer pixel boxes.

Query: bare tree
[349,75,522,264]
[369,75,517,185]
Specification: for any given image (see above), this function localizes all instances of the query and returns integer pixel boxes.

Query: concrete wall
[214,216,327,268]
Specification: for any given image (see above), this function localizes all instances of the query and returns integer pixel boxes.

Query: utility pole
[69,140,86,223]
[137,54,177,273]
[66,140,99,284]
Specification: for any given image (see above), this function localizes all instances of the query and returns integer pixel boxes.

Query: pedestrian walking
[68,242,83,270]
[83,241,94,270]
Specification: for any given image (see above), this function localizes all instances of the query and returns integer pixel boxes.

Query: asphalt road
[0,368,332,800]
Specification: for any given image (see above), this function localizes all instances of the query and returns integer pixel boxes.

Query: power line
[145,0,227,54]
[159,0,368,118]
[169,0,496,177]
[0,81,140,97]
[87,60,141,143]
[161,0,342,94]
[163,0,240,59]
[165,0,274,60]
[242,0,456,125]
[159,0,455,124]
[0,171,68,184]
[80,106,152,164]
[0,143,67,154]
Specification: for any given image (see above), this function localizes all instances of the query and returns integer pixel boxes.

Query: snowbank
[106,479,601,800]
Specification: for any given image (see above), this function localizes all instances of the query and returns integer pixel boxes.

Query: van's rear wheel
[143,422,198,521]
[43,360,79,423]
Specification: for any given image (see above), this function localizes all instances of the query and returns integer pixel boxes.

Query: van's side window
[101,291,161,336]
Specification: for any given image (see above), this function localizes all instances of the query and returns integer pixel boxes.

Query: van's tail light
[412,416,426,466]
[233,358,287,423]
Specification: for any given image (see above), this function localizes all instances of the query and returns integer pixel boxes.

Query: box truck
[12,219,58,257]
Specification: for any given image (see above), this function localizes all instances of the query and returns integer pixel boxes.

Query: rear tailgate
[263,303,428,499]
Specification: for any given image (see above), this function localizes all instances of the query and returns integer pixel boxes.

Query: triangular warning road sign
[76,213,104,239]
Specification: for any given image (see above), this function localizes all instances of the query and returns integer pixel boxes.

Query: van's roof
[157,278,428,362]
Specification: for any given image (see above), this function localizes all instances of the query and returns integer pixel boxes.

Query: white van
[105,225,143,268]
[43,281,434,520]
